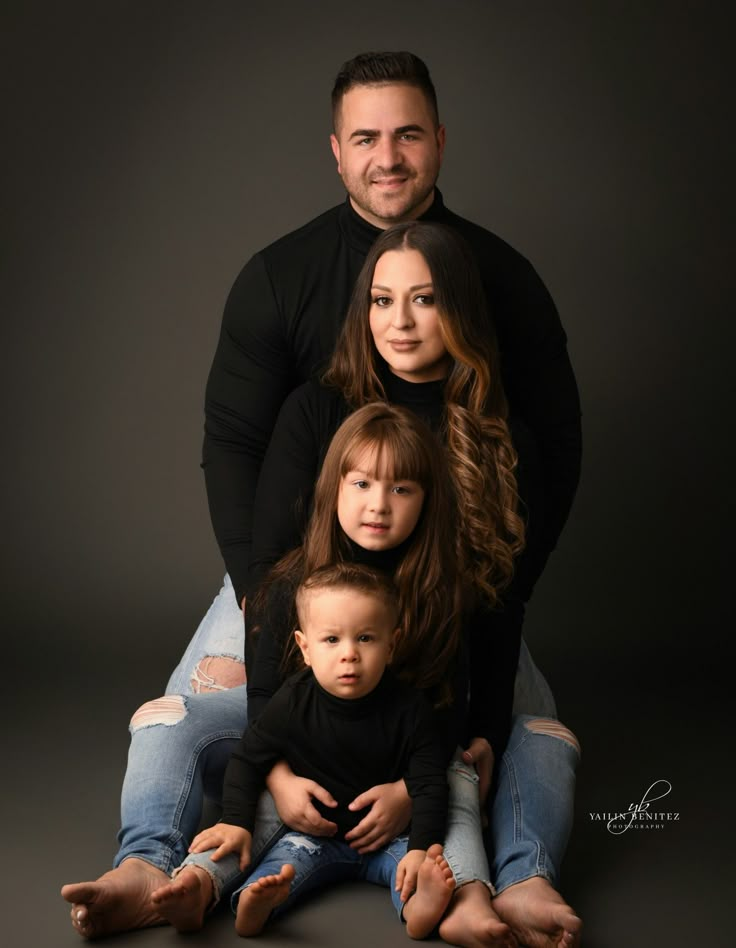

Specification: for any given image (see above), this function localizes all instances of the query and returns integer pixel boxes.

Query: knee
[190,655,245,693]
[129,695,188,732]
[523,718,581,757]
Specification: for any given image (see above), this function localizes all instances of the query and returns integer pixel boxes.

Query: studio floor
[7,631,724,948]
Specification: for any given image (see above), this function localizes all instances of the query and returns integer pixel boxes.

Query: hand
[395,849,426,903]
[462,737,495,812]
[189,822,252,870]
[344,780,412,853]
[266,760,338,836]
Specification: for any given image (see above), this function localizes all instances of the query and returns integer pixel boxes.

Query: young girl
[152,403,514,946]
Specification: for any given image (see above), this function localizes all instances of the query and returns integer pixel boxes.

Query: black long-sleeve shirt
[246,376,535,754]
[223,667,449,851]
[203,191,582,606]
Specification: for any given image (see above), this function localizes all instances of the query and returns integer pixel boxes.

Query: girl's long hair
[266,402,462,704]
[323,220,525,604]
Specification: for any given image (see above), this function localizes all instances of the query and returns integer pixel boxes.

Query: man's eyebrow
[348,124,426,140]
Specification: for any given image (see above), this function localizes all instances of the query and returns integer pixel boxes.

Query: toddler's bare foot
[492,877,582,948]
[150,866,214,932]
[235,863,296,937]
[61,858,169,938]
[403,844,455,939]
[439,879,516,947]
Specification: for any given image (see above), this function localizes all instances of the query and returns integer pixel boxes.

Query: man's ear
[330,134,342,173]
[436,124,446,164]
[294,629,311,666]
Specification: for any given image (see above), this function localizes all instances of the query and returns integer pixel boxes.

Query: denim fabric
[443,751,490,889]
[179,792,286,902]
[179,752,489,905]
[165,575,245,695]
[490,714,580,894]
[232,831,411,920]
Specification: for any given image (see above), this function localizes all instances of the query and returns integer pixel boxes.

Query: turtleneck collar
[338,188,449,255]
[346,534,412,575]
[378,363,447,433]
[311,666,396,717]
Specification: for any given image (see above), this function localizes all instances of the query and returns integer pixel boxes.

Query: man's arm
[202,253,296,605]
[490,248,582,597]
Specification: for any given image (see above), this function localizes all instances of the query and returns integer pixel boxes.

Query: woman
[62,223,581,947]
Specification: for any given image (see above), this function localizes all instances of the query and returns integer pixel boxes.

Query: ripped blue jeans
[179,748,490,908]
[235,832,411,920]
[115,575,579,894]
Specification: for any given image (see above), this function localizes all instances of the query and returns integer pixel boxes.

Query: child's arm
[460,736,495,811]
[189,824,252,871]
[395,849,427,903]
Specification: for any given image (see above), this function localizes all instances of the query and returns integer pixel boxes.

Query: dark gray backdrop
[3,2,731,945]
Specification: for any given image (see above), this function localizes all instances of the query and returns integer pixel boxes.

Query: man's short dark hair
[331,51,439,130]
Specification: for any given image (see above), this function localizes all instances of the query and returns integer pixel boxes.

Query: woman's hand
[189,822,252,870]
[462,736,495,811]
[266,759,338,836]
[344,780,412,853]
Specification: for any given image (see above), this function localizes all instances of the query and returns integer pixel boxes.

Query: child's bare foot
[61,858,169,938]
[150,866,214,933]
[492,877,582,948]
[235,863,296,937]
[439,879,516,947]
[403,844,455,939]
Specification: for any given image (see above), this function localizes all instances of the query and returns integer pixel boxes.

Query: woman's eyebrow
[371,283,433,292]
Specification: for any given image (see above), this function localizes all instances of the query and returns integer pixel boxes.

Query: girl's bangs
[341,424,428,485]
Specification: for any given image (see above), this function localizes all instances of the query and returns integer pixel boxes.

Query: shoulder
[440,205,538,279]
[224,205,344,306]
[258,204,345,270]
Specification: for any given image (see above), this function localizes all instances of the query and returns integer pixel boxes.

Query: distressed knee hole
[524,718,581,756]
[280,833,323,855]
[190,655,245,693]
[130,695,187,731]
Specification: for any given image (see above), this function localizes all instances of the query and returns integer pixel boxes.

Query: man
[63,52,582,947]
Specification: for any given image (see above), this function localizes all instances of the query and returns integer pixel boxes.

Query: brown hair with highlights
[323,220,525,604]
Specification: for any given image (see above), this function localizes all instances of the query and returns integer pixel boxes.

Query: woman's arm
[466,598,523,759]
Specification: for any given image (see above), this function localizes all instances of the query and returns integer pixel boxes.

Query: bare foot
[439,879,516,947]
[150,866,214,932]
[235,863,296,937]
[492,877,582,948]
[61,858,169,939]
[403,844,455,939]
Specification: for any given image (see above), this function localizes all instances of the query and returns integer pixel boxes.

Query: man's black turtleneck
[203,191,581,607]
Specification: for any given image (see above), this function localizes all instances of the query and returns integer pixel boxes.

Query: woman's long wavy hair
[267,402,463,705]
[323,220,525,604]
